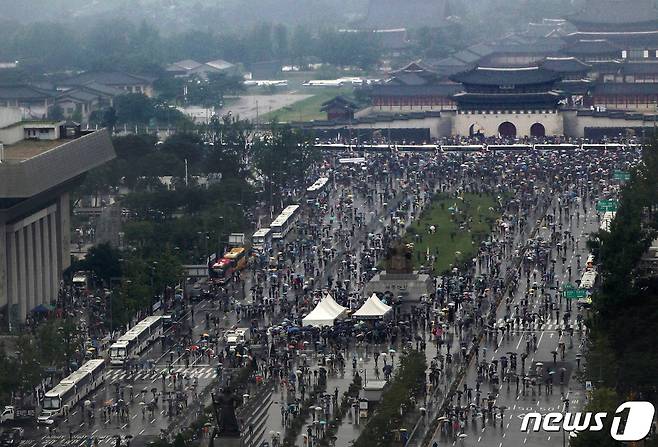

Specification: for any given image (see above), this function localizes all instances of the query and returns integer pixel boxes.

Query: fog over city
[0,1,656,447]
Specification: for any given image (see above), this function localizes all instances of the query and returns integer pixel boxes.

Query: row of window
[622,49,658,59]
[593,95,658,106]
[372,96,456,106]
[25,128,52,136]
[602,75,658,83]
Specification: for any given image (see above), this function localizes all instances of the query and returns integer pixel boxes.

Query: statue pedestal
[364,272,433,312]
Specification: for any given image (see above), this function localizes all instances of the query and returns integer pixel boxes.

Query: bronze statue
[211,387,241,438]
[385,238,413,274]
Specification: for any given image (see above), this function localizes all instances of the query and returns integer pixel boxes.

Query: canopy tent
[302,295,348,327]
[353,294,393,320]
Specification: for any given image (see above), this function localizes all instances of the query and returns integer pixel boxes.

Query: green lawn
[404,193,501,274]
[261,87,354,122]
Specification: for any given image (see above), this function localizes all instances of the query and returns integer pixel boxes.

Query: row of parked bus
[109,316,163,366]
[251,176,330,253]
[38,359,106,424]
[37,316,165,424]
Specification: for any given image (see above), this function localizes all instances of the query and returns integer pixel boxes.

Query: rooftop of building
[450,66,561,86]
[2,138,67,163]
[541,56,591,73]
[59,71,155,87]
[0,84,57,101]
[564,38,621,55]
[0,129,115,199]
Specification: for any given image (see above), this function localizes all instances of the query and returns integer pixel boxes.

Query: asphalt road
[429,196,599,447]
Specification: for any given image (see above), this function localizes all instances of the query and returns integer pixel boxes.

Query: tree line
[0,19,384,80]
[574,139,658,447]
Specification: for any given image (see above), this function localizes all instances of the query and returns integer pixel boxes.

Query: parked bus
[210,247,250,284]
[72,271,91,290]
[600,211,616,232]
[109,316,163,366]
[270,205,301,240]
[306,177,329,199]
[580,270,597,290]
[38,359,106,424]
[252,228,272,252]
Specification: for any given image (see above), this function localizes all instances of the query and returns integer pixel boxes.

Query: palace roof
[541,57,591,73]
[320,96,357,111]
[369,84,461,97]
[450,66,560,86]
[563,39,620,56]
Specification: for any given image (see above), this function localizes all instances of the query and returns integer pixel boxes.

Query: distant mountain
[0,0,369,30]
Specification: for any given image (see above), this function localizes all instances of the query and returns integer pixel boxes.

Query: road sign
[563,283,575,290]
[563,289,587,299]
[613,170,630,181]
[596,199,618,212]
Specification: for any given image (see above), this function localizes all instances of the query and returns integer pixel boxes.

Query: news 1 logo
[520,401,655,441]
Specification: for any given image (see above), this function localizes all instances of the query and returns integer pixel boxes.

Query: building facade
[0,110,115,329]
[367,62,459,112]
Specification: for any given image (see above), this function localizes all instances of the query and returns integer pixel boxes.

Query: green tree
[273,24,289,61]
[290,25,313,67]
[10,22,82,70]
[186,73,245,108]
[205,114,252,176]
[160,133,205,167]
[83,243,122,286]
[114,93,155,126]
[14,336,42,394]
[253,124,319,209]
[570,388,622,447]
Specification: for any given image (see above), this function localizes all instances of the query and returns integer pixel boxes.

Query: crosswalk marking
[20,434,117,447]
[105,366,217,383]
[493,318,577,331]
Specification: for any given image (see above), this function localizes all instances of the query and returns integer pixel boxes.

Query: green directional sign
[596,199,618,212]
[563,283,575,290]
[563,288,587,299]
[613,170,630,181]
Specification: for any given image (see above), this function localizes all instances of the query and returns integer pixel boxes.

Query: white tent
[302,295,348,327]
[353,294,392,320]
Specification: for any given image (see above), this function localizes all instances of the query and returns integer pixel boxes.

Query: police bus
[252,228,272,252]
[109,316,163,366]
[306,177,329,199]
[270,205,301,240]
[38,359,106,424]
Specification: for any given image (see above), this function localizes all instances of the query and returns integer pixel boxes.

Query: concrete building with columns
[0,109,115,330]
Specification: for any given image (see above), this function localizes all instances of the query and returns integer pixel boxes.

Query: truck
[0,406,36,424]
[224,327,251,352]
